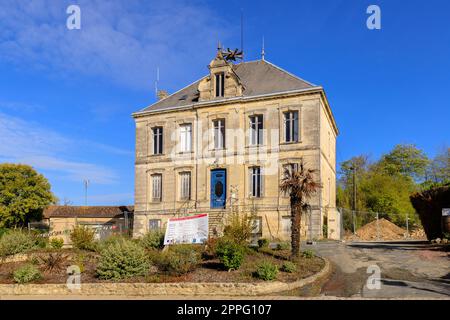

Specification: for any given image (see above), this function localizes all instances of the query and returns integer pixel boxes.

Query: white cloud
[0,0,231,90]
[0,111,128,184]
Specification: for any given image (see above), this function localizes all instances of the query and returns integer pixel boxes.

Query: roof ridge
[262,59,318,87]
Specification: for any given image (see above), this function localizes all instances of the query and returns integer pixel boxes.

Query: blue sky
[0,0,449,205]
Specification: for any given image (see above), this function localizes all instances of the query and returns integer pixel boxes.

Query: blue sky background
[0,0,449,205]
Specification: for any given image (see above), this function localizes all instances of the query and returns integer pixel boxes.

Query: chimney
[157,90,169,100]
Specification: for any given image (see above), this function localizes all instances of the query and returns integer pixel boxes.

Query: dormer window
[215,72,225,97]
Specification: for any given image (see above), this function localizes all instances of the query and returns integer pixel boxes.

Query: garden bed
[0,248,324,285]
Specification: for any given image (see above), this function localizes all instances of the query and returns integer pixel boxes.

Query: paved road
[301,241,450,299]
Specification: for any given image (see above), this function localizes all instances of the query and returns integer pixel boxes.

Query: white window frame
[151,174,162,202]
[249,115,263,146]
[283,111,299,143]
[179,124,192,152]
[149,219,161,231]
[250,167,263,198]
[152,127,163,155]
[213,119,225,150]
[180,172,191,200]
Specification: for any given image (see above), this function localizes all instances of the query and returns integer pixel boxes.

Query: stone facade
[132,52,339,240]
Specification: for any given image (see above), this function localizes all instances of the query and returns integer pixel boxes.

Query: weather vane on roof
[222,48,243,62]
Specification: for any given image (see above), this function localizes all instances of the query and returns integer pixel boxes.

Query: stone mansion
[132,50,340,241]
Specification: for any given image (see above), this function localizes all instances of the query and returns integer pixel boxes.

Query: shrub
[257,238,269,248]
[74,252,86,273]
[276,242,291,251]
[281,261,297,273]
[302,249,315,259]
[49,238,64,249]
[223,212,253,244]
[153,245,200,275]
[215,238,245,270]
[13,264,42,284]
[38,252,68,272]
[202,237,218,260]
[255,261,278,281]
[70,226,96,251]
[141,230,165,250]
[0,229,37,257]
[96,238,150,280]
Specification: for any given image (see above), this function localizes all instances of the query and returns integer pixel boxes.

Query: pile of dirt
[409,228,427,240]
[346,218,407,241]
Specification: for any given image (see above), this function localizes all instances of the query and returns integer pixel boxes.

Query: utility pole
[83,179,89,206]
[352,163,357,234]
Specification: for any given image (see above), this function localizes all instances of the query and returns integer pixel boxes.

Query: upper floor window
[152,127,163,155]
[250,166,262,198]
[179,124,192,152]
[151,174,162,202]
[213,119,225,149]
[283,111,299,143]
[215,72,225,97]
[249,115,263,146]
[180,172,191,200]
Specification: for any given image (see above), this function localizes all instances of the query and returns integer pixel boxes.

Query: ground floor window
[281,216,291,235]
[149,219,162,231]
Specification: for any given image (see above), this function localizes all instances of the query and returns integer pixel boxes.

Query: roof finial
[261,36,265,61]
[217,41,222,51]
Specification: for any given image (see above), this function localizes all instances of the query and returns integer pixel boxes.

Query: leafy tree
[280,162,321,258]
[426,147,450,185]
[0,164,56,227]
[377,144,430,181]
[359,171,418,226]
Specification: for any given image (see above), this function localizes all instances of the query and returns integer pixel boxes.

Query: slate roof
[43,206,134,219]
[137,59,319,113]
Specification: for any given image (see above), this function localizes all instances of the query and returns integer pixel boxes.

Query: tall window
[152,127,163,155]
[284,111,299,142]
[151,174,162,201]
[149,219,161,231]
[249,115,263,146]
[213,119,225,149]
[179,124,192,152]
[180,172,191,200]
[283,163,299,177]
[215,73,225,97]
[250,167,262,198]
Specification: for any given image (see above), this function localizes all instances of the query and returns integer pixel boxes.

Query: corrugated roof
[43,206,134,219]
[138,60,318,113]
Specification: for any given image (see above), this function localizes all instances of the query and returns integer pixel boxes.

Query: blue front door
[211,169,226,209]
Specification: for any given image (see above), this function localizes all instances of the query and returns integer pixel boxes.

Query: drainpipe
[195,109,199,211]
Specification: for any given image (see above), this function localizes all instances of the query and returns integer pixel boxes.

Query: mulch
[0,248,324,284]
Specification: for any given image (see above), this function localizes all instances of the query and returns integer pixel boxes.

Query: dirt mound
[346,218,407,241]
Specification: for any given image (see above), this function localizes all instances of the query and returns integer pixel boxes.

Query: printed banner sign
[164,214,209,245]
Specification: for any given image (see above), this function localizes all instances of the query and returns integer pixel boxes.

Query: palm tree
[280,162,321,258]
